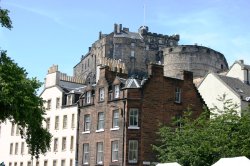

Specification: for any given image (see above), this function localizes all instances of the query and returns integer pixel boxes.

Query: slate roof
[218,75,250,100]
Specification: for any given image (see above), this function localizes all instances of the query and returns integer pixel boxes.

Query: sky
[1,0,250,91]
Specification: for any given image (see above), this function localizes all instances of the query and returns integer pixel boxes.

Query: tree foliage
[0,51,52,158]
[0,7,51,158]
[0,6,12,29]
[153,97,250,166]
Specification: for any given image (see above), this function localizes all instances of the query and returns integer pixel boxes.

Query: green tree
[0,5,51,158]
[153,97,250,166]
[0,6,12,29]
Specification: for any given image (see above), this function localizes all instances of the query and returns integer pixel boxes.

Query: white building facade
[198,60,250,115]
[0,65,85,166]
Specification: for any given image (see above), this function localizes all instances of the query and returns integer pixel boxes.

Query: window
[14,163,17,166]
[70,136,74,150]
[86,91,91,104]
[70,159,73,166]
[56,97,60,108]
[44,161,48,166]
[61,160,65,166]
[27,161,31,166]
[128,140,138,163]
[55,116,59,130]
[62,137,66,151]
[67,95,72,105]
[54,138,58,152]
[84,115,91,132]
[99,88,105,102]
[129,108,139,128]
[97,112,104,131]
[83,144,89,165]
[35,161,39,166]
[53,160,57,166]
[63,115,67,129]
[10,143,13,154]
[111,140,119,162]
[112,110,119,129]
[71,114,75,128]
[96,142,103,164]
[114,85,120,99]
[46,118,50,130]
[20,162,23,166]
[47,99,51,110]
[131,50,135,57]
[131,42,135,47]
[15,143,18,155]
[9,163,12,166]
[21,142,24,155]
[11,123,15,136]
[16,125,20,136]
[175,87,181,103]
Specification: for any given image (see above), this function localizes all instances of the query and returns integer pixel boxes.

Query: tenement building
[73,24,228,84]
[0,65,85,166]
[77,63,205,166]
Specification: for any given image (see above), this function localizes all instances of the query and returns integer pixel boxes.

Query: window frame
[96,142,104,165]
[83,143,89,165]
[86,91,91,104]
[47,99,51,110]
[128,108,139,129]
[97,112,104,131]
[84,114,91,132]
[112,110,119,129]
[55,116,59,130]
[114,85,120,99]
[99,88,105,102]
[128,140,138,163]
[56,97,60,109]
[111,140,119,162]
[63,115,67,129]
[54,138,58,152]
[175,87,182,103]
[62,137,66,151]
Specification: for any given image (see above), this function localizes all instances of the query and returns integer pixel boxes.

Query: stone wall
[163,45,229,78]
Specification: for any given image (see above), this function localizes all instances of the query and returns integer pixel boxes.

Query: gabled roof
[218,75,250,101]
[229,60,250,70]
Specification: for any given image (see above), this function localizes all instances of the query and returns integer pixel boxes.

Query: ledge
[128,126,140,130]
[110,127,120,131]
[96,129,104,133]
[82,131,90,134]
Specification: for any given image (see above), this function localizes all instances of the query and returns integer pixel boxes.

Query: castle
[74,23,228,84]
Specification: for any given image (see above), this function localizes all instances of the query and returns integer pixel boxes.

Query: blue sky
[1,0,250,90]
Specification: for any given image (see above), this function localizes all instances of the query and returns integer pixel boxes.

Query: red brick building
[77,63,204,166]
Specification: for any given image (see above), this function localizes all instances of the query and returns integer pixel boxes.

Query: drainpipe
[122,99,126,166]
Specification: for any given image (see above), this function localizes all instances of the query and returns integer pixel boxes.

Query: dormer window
[114,85,120,99]
[67,95,72,105]
[99,88,105,102]
[86,91,91,104]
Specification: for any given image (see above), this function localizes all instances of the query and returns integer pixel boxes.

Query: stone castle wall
[163,45,228,78]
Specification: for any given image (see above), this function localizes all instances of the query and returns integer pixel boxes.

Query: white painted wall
[227,63,244,82]
[198,73,242,115]
[0,85,78,166]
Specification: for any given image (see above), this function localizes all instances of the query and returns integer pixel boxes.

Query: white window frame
[62,137,66,151]
[83,143,89,165]
[175,87,181,103]
[86,91,91,104]
[47,99,51,110]
[112,110,119,129]
[46,118,50,130]
[96,142,103,164]
[97,112,104,131]
[111,140,119,162]
[54,138,58,152]
[114,85,120,99]
[128,108,139,129]
[128,140,138,163]
[55,116,59,130]
[84,115,91,132]
[99,88,105,102]
[63,115,67,129]
[56,97,60,109]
